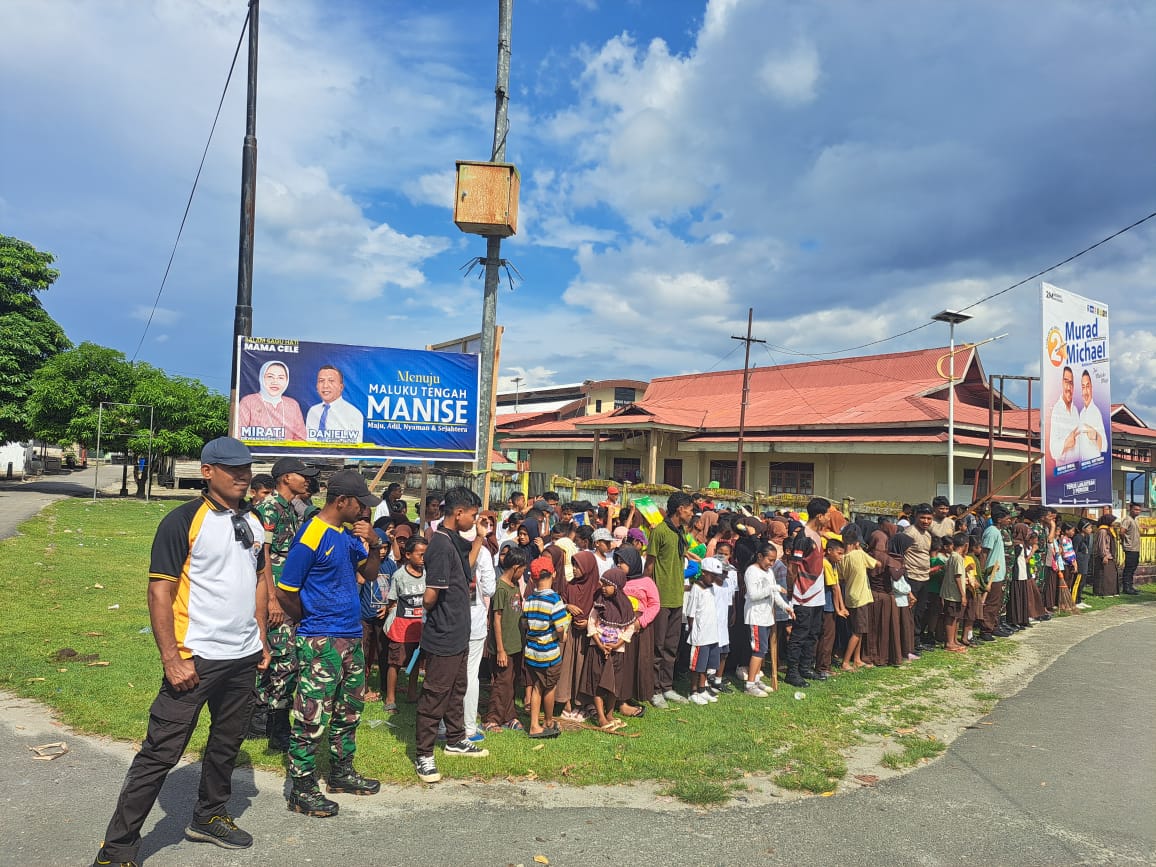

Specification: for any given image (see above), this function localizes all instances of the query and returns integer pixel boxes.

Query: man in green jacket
[648,491,694,707]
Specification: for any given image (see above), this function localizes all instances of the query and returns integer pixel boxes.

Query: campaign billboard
[1040,283,1111,507]
[233,337,479,462]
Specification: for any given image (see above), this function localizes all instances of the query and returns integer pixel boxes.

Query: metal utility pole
[731,308,765,493]
[512,375,523,412]
[475,0,513,505]
[229,0,259,434]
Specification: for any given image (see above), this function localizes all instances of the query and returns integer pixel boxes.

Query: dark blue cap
[200,436,253,467]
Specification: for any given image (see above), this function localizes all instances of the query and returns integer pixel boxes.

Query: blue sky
[3,0,1155,419]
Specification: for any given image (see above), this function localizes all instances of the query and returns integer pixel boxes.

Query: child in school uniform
[839,525,878,671]
[383,535,427,712]
[939,534,968,653]
[960,535,987,645]
[582,566,636,730]
[484,547,527,732]
[523,556,571,738]
[703,556,736,694]
[685,568,720,705]
[817,538,848,676]
[742,542,793,695]
[925,536,947,649]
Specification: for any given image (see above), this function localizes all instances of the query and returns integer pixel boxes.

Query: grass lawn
[2,499,1152,804]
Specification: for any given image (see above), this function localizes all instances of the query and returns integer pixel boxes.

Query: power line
[780,208,1156,358]
[130,9,251,362]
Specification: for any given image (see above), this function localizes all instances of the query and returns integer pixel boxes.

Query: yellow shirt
[839,549,878,609]
[823,559,839,587]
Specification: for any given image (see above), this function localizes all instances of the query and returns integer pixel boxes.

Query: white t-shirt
[1078,403,1108,462]
[710,575,736,645]
[685,583,719,646]
[470,548,498,640]
[1048,397,1081,465]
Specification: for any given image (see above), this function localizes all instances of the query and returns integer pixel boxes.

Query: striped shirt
[522,589,571,667]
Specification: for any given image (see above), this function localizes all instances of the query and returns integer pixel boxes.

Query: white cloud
[403,170,457,210]
[759,39,820,105]
[131,305,181,326]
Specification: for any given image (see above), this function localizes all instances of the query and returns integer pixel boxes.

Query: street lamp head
[932,310,973,326]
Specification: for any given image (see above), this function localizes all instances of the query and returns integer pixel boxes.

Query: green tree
[0,235,72,441]
[27,344,228,496]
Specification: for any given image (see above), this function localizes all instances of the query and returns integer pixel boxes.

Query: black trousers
[909,579,932,636]
[786,606,823,676]
[651,606,683,694]
[100,653,259,863]
[415,650,467,757]
[1122,551,1140,590]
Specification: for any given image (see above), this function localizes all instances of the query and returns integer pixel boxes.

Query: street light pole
[932,310,972,502]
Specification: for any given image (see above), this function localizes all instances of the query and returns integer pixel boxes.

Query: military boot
[267,708,291,752]
[287,776,338,818]
[326,758,381,795]
[245,704,269,740]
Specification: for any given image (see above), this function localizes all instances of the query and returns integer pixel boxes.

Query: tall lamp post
[932,309,972,502]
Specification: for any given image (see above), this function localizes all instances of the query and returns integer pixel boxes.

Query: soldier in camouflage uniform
[248,457,318,751]
[275,470,383,817]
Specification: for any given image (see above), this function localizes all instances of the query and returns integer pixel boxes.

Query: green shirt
[649,519,686,608]
[488,579,523,655]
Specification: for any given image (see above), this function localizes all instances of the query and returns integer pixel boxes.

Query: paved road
[0,485,1152,865]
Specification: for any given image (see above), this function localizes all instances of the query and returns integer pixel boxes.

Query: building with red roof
[495,346,1155,507]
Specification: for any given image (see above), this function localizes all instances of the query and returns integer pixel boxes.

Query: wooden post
[591,429,601,478]
[648,430,658,484]
[369,458,393,493]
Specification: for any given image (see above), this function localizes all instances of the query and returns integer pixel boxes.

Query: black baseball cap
[200,437,252,467]
[326,470,381,507]
[271,457,319,479]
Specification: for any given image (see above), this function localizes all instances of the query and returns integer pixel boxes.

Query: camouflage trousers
[288,636,366,779]
[254,622,298,711]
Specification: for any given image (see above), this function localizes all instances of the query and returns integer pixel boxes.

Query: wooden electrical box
[453,160,520,237]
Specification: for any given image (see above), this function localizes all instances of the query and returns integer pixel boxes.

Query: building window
[576,456,593,479]
[663,459,683,488]
[963,468,989,497]
[613,458,642,484]
[595,399,603,413]
[613,387,636,409]
[769,462,814,495]
[710,460,737,490]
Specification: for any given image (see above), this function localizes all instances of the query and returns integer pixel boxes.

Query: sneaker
[466,730,486,743]
[663,689,689,704]
[650,692,668,709]
[414,755,441,783]
[712,679,734,693]
[92,850,140,867]
[184,813,253,849]
[444,739,490,757]
[736,665,748,681]
[704,690,719,702]
[706,684,721,696]
[1076,602,1092,610]
[689,691,710,705]
[744,683,768,697]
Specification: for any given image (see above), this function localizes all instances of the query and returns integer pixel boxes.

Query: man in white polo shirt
[94,437,270,867]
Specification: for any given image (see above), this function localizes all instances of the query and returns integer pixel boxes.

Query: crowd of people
[92,437,1147,864]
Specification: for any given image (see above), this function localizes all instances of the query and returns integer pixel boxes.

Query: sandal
[482,722,503,733]
[503,718,525,731]
[560,709,586,723]
[383,701,398,713]
[618,704,644,718]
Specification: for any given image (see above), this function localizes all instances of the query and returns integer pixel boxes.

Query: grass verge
[2,499,1152,803]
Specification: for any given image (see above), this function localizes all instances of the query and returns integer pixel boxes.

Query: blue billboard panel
[234,337,479,462]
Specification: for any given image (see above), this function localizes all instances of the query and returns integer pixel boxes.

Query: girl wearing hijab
[615,545,658,717]
[556,526,600,720]
[237,360,307,441]
[581,566,636,730]
[888,531,917,659]
[866,527,903,666]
